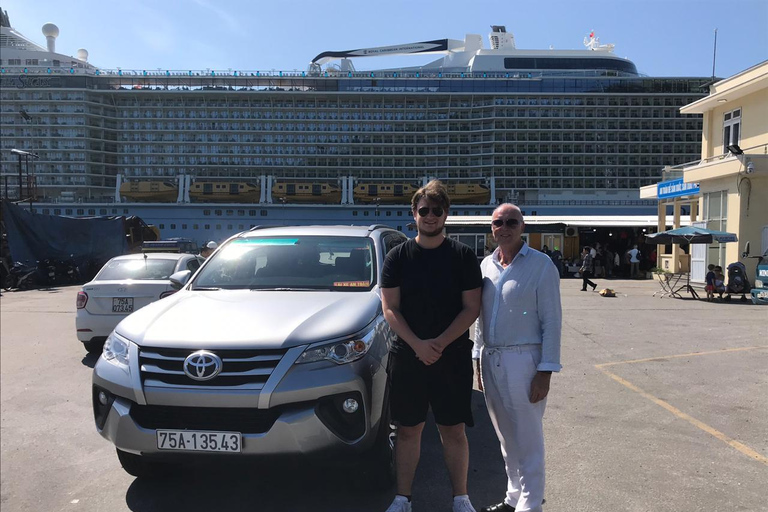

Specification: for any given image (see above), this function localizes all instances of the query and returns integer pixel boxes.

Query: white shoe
[453,495,476,512]
[385,495,412,512]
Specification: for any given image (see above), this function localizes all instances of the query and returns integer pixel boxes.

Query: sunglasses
[492,218,521,228]
[417,206,445,217]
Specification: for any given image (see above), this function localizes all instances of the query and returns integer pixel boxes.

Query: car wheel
[83,339,105,354]
[116,448,163,478]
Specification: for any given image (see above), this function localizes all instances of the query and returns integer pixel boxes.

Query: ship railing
[514,199,657,206]
[1,66,639,81]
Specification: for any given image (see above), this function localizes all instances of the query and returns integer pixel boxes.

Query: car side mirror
[169,270,192,290]
[742,241,750,259]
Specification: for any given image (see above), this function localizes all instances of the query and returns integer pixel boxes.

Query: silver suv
[92,225,408,484]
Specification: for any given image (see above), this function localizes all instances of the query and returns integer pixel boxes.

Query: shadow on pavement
[123,391,507,512]
[81,352,99,368]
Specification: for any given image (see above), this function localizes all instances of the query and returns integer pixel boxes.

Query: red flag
[589,31,594,38]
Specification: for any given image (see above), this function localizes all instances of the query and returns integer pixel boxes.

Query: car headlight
[296,329,374,365]
[103,331,131,368]
[756,280,763,289]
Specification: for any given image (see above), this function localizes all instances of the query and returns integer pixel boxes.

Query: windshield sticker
[232,238,298,245]
[333,281,371,288]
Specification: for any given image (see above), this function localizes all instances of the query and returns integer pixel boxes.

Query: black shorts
[388,344,474,428]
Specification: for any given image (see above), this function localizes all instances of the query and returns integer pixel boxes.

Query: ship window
[353,211,358,216]
[216,224,222,230]
[77,209,85,215]
[193,224,199,230]
[159,224,165,229]
[215,210,222,216]
[203,210,211,216]
[43,209,50,215]
[54,209,61,215]
[205,224,210,230]
[182,224,188,229]
[88,209,95,215]
[386,211,392,216]
[226,210,234,216]
[364,211,369,216]
[171,224,176,229]
[260,210,267,216]
[227,224,233,230]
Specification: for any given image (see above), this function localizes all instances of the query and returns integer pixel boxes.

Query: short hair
[411,179,450,213]
[708,264,715,270]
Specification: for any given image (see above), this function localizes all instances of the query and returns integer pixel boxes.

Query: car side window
[186,258,201,272]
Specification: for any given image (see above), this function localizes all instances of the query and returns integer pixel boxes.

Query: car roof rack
[248,225,267,231]
[367,224,391,232]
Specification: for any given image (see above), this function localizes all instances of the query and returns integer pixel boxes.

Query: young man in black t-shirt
[380,180,483,512]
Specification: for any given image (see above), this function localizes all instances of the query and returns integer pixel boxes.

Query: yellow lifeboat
[446,183,490,204]
[190,181,261,203]
[353,183,418,204]
[119,181,178,202]
[272,182,341,204]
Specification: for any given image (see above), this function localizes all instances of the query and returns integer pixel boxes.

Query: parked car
[76,253,204,353]
[91,225,407,487]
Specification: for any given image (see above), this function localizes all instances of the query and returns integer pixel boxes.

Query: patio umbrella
[644,226,738,245]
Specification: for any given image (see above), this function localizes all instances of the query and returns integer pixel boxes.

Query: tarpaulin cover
[2,200,127,268]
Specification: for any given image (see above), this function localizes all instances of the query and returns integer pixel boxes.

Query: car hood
[115,289,381,349]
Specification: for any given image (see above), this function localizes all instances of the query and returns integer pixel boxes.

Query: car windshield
[96,258,177,281]
[192,236,375,291]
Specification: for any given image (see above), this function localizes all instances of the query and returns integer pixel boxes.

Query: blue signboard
[657,178,700,199]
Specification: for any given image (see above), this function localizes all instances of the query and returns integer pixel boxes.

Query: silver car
[92,225,407,485]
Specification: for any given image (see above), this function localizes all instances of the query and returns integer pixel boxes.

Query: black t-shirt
[381,237,482,355]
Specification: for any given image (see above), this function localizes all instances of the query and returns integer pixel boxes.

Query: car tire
[2,274,14,291]
[116,448,163,478]
[83,339,105,354]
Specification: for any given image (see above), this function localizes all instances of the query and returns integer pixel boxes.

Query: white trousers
[481,346,546,512]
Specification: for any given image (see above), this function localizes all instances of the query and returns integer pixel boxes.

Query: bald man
[473,204,562,512]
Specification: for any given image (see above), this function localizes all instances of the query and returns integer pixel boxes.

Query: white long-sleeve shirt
[472,243,563,372]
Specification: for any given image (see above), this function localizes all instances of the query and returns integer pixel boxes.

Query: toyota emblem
[183,350,222,381]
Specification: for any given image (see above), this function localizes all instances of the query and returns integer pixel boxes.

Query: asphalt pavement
[1,279,766,512]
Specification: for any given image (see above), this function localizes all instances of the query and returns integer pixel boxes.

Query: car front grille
[130,404,279,433]
[139,347,287,390]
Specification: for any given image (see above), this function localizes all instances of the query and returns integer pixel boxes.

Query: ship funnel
[489,25,515,50]
[42,23,59,53]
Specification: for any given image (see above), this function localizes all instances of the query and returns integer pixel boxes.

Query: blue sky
[4,0,767,78]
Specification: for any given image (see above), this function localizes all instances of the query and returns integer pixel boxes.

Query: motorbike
[9,261,38,290]
[55,256,81,285]
[36,259,58,288]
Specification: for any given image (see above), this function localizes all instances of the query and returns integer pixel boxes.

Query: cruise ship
[0,10,710,243]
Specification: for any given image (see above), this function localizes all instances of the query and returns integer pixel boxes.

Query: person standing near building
[473,203,562,512]
[381,180,483,512]
[580,246,597,291]
[200,241,217,258]
[628,244,641,278]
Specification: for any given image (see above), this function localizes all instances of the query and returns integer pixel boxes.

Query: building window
[703,191,728,267]
[723,108,741,154]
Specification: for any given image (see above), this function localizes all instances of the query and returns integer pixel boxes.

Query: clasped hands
[413,338,444,365]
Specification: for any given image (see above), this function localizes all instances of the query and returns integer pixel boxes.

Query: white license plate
[157,430,242,453]
[112,297,134,313]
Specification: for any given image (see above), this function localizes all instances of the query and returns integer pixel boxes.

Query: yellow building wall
[700,84,768,160]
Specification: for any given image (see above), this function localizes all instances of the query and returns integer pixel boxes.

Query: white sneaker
[452,495,476,512]
[385,495,412,512]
